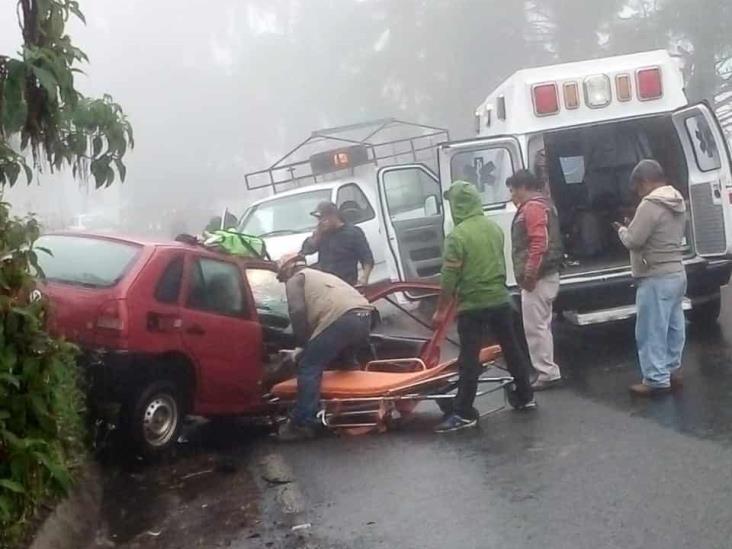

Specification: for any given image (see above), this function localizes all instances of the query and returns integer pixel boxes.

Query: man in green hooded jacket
[432,180,535,432]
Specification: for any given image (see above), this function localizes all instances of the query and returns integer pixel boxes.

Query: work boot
[629,383,671,397]
[277,419,317,442]
[670,371,683,389]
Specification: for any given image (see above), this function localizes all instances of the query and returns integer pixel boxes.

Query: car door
[376,164,444,284]
[179,253,263,415]
[437,136,525,285]
[672,103,732,257]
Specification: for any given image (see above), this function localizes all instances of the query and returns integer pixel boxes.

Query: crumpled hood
[644,185,686,214]
[445,180,483,225]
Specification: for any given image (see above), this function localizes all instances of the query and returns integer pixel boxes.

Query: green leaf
[92,135,103,157]
[0,495,11,520]
[34,452,71,491]
[31,66,58,101]
[69,2,87,24]
[0,479,25,494]
[23,163,33,184]
[114,158,127,182]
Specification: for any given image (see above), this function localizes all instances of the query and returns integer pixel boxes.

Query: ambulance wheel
[688,296,721,326]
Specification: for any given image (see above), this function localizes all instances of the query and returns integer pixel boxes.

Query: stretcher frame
[269,281,520,434]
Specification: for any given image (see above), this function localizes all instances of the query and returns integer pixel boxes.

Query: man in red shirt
[507,170,564,390]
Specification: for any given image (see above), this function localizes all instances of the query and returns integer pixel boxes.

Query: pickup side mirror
[424,194,441,217]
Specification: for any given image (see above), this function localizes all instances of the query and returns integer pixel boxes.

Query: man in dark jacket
[613,159,687,396]
[431,181,535,433]
[507,170,564,391]
[300,202,374,286]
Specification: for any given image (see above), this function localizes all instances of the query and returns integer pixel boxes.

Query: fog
[1,0,729,235]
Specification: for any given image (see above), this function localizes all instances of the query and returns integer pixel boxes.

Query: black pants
[454,304,534,419]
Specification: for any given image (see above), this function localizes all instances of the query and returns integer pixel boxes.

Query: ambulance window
[559,156,586,184]
[336,184,375,224]
[450,147,514,206]
[685,114,721,173]
[382,168,441,221]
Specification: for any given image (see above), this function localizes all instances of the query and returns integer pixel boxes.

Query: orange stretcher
[269,282,520,434]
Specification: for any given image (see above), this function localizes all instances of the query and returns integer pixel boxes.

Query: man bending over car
[276,253,374,441]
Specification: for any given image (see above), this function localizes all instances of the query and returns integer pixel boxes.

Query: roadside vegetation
[0,1,132,546]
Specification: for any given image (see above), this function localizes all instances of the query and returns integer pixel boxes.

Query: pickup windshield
[238,190,331,237]
[35,235,141,288]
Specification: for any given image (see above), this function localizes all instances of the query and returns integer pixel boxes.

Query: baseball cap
[310,201,340,219]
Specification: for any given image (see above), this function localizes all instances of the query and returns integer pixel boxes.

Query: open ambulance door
[376,164,444,287]
[673,103,732,257]
[437,136,525,285]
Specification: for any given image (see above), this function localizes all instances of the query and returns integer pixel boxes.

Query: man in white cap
[276,253,374,441]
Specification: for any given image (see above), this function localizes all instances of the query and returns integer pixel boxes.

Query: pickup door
[179,253,264,415]
[673,102,732,257]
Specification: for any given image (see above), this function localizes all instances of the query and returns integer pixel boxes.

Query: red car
[36,233,294,456]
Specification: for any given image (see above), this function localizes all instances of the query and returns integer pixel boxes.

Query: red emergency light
[532,83,559,116]
[636,67,663,101]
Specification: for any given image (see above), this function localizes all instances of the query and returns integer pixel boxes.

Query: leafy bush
[0,201,84,548]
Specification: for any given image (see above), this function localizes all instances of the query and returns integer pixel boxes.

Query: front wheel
[124,380,184,458]
[688,295,721,326]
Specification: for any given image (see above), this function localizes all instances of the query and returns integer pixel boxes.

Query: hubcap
[142,394,178,447]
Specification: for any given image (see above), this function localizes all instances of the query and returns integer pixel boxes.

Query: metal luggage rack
[245,118,449,194]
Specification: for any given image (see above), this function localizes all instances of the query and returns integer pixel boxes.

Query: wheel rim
[142,394,178,447]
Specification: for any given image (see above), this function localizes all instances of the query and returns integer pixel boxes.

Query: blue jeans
[292,310,371,426]
[635,271,687,388]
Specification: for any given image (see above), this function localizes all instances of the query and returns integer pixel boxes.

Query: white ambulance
[379,49,731,324]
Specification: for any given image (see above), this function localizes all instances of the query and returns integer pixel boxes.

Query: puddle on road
[91,420,274,548]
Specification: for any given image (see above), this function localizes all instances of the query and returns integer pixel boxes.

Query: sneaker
[531,378,563,391]
[514,398,538,411]
[434,414,478,433]
[277,419,317,442]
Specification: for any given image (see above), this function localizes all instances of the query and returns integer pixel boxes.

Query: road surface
[88,289,732,549]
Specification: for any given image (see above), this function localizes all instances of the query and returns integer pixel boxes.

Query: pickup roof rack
[245,118,449,194]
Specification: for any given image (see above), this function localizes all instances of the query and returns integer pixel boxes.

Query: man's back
[452,215,509,310]
[442,181,509,312]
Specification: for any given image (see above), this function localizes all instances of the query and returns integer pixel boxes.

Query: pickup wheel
[124,380,183,458]
[688,295,721,326]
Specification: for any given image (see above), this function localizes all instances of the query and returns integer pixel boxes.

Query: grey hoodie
[618,185,687,278]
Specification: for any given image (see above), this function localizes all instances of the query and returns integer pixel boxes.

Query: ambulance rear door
[437,136,524,285]
[673,103,732,257]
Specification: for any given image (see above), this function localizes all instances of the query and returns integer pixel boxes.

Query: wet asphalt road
[90,287,732,549]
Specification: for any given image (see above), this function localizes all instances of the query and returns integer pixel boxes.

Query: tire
[688,295,721,326]
[124,380,184,458]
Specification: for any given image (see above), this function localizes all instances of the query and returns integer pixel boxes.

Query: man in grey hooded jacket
[613,159,687,396]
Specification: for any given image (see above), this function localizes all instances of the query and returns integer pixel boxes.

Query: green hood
[445,180,483,225]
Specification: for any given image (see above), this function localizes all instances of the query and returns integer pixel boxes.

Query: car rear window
[35,235,141,288]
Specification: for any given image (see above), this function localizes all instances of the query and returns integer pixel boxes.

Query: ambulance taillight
[636,67,663,100]
[532,83,560,116]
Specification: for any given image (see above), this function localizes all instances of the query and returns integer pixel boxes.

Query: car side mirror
[424,195,441,217]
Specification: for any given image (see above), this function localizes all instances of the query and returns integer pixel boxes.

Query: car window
[155,256,184,304]
[449,146,515,206]
[382,168,441,221]
[336,184,375,224]
[186,257,245,316]
[35,235,140,288]
[685,114,721,173]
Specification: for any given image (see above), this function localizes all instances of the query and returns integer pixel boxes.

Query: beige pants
[521,272,561,381]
